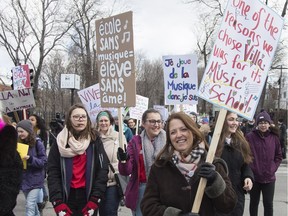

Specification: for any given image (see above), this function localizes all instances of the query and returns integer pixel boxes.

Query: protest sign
[129,95,149,120]
[163,54,198,105]
[198,0,284,120]
[95,11,136,107]
[77,83,101,123]
[11,64,31,90]
[0,89,35,113]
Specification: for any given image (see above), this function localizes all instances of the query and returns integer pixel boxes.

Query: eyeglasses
[72,115,87,121]
[146,119,163,125]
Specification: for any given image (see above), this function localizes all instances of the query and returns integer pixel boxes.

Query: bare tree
[0,0,74,99]
[137,59,164,107]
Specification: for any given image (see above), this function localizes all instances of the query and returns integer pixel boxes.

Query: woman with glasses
[47,104,109,216]
[96,110,127,216]
[215,111,254,216]
[245,111,282,216]
[117,108,166,216]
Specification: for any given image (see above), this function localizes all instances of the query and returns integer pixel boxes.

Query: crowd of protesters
[0,103,286,216]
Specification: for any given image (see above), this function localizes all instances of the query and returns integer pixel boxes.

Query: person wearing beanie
[0,117,23,216]
[245,111,282,216]
[17,119,47,216]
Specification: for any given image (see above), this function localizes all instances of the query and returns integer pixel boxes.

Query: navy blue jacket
[47,136,109,203]
[21,139,47,192]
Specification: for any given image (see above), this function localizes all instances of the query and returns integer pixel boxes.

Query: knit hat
[17,120,34,134]
[256,111,272,125]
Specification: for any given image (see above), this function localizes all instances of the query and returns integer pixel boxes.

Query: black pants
[68,188,97,216]
[249,181,275,216]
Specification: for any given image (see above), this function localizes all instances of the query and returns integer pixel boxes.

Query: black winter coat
[0,152,23,216]
[216,144,254,216]
[47,136,109,203]
[141,158,237,216]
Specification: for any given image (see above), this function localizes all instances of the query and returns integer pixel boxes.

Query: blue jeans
[132,183,146,216]
[24,188,41,216]
[99,185,121,216]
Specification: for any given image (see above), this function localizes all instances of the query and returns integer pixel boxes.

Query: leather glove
[198,162,217,184]
[117,147,129,161]
[82,197,99,216]
[53,201,72,216]
[180,213,200,216]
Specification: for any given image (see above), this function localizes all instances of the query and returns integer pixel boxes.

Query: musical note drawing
[123,20,128,30]
[121,32,130,43]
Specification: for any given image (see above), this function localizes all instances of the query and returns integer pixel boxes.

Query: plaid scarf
[172,142,205,182]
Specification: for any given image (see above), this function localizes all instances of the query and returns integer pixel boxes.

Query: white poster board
[197,0,284,120]
[129,95,149,120]
[163,54,198,105]
[0,89,35,113]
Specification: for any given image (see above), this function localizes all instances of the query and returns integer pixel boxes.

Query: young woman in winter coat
[0,117,23,216]
[117,108,166,216]
[96,110,127,216]
[17,120,47,216]
[47,104,109,216]
[140,112,237,216]
[245,111,282,216]
[215,111,254,216]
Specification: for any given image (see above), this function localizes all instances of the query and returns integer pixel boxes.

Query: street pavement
[14,158,287,216]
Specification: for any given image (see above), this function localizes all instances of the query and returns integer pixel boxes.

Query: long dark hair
[216,111,253,164]
[155,112,208,167]
[65,103,98,141]
[30,114,48,147]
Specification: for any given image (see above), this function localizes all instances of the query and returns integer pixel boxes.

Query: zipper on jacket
[99,153,103,168]
[61,158,68,202]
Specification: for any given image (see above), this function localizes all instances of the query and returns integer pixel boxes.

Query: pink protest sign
[11,64,31,90]
[198,0,284,120]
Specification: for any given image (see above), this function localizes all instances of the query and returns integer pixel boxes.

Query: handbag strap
[108,162,116,173]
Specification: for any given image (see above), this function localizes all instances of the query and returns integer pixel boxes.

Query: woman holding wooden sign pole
[140,112,237,216]
[215,111,254,216]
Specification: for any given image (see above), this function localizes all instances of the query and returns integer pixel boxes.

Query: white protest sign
[153,105,169,121]
[198,0,284,120]
[77,83,101,123]
[129,95,149,120]
[163,54,198,105]
[0,89,35,113]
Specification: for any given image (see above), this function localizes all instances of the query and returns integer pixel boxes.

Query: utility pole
[271,65,288,121]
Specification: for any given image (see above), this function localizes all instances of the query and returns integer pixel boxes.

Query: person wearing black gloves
[47,104,109,216]
[117,108,166,216]
[140,112,237,216]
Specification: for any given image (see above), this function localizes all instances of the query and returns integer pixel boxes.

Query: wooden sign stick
[191,108,227,213]
[118,107,124,149]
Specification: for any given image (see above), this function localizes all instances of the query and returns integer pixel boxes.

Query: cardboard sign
[95,11,136,107]
[163,54,198,105]
[197,0,284,120]
[12,64,31,90]
[0,89,35,113]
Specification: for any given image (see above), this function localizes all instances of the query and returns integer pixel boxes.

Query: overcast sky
[1,0,287,83]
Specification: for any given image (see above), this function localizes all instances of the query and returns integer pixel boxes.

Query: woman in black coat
[0,118,23,216]
[215,111,254,216]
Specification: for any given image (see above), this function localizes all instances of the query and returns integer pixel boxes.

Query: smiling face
[142,112,163,140]
[225,112,240,137]
[17,127,29,140]
[98,116,111,134]
[70,108,88,132]
[169,118,193,155]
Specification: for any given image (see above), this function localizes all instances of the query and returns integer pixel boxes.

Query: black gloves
[180,213,200,216]
[198,162,217,184]
[117,147,129,161]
